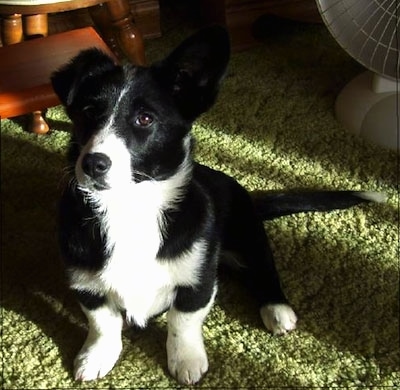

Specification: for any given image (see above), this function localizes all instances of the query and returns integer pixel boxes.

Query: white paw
[167,339,208,385]
[74,338,122,381]
[168,346,208,385]
[260,303,297,335]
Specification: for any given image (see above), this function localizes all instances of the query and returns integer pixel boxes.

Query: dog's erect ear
[153,26,230,121]
[51,48,117,106]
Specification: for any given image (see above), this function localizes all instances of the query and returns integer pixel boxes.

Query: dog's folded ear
[152,26,230,121]
[51,48,117,107]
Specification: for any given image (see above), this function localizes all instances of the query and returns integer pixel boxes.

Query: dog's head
[51,26,230,192]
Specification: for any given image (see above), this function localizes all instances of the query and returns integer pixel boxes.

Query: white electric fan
[315,0,399,150]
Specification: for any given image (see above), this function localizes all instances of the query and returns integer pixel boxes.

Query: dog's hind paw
[73,338,122,381]
[260,303,297,336]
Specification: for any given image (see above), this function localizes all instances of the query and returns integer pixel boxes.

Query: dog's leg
[236,250,297,335]
[74,300,123,381]
[243,236,297,335]
[247,243,297,335]
[243,239,297,335]
[166,285,216,385]
[222,186,297,335]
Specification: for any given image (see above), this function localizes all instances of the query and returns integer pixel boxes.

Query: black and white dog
[51,26,383,385]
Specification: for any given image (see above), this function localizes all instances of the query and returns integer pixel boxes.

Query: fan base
[335,71,399,151]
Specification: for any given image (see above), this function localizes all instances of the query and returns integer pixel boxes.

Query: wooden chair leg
[1,14,49,134]
[89,3,122,59]
[30,110,50,135]
[22,15,49,133]
[23,14,48,39]
[1,14,23,44]
[105,0,146,65]
[24,15,49,133]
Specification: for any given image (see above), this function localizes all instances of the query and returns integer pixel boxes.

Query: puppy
[51,26,384,385]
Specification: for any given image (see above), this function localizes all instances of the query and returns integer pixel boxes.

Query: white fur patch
[166,286,216,385]
[74,305,123,381]
[356,191,387,203]
[260,303,297,336]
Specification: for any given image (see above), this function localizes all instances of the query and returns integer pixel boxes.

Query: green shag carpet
[1,17,399,389]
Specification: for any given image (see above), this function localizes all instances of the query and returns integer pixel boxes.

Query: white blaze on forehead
[76,86,132,189]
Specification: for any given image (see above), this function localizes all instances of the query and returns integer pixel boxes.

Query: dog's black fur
[52,26,382,385]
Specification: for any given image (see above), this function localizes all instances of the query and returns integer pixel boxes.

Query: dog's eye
[82,105,97,118]
[135,113,153,127]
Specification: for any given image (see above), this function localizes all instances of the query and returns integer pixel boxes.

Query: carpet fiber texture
[1,16,399,389]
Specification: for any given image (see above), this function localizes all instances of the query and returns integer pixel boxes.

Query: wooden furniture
[0,0,155,133]
[0,27,116,133]
[0,0,145,64]
[126,0,160,40]
[201,0,321,51]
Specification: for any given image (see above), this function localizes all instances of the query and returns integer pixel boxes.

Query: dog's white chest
[70,181,203,327]
[102,238,174,327]
[102,238,206,327]
[98,187,174,326]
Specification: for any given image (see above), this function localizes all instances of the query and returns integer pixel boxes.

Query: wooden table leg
[23,14,48,39]
[30,110,49,134]
[105,0,145,65]
[1,14,23,44]
[24,14,49,133]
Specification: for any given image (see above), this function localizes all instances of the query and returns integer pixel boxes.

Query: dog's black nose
[82,153,111,179]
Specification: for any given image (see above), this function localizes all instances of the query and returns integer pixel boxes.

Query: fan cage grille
[316,0,399,80]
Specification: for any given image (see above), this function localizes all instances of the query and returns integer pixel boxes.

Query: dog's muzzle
[81,152,111,190]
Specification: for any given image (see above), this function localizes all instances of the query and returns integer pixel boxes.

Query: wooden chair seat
[0,27,116,133]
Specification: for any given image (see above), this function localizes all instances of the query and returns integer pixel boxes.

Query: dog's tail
[251,190,386,220]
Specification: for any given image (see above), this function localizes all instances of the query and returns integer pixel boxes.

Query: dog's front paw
[260,303,297,335]
[167,340,208,385]
[74,338,122,381]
